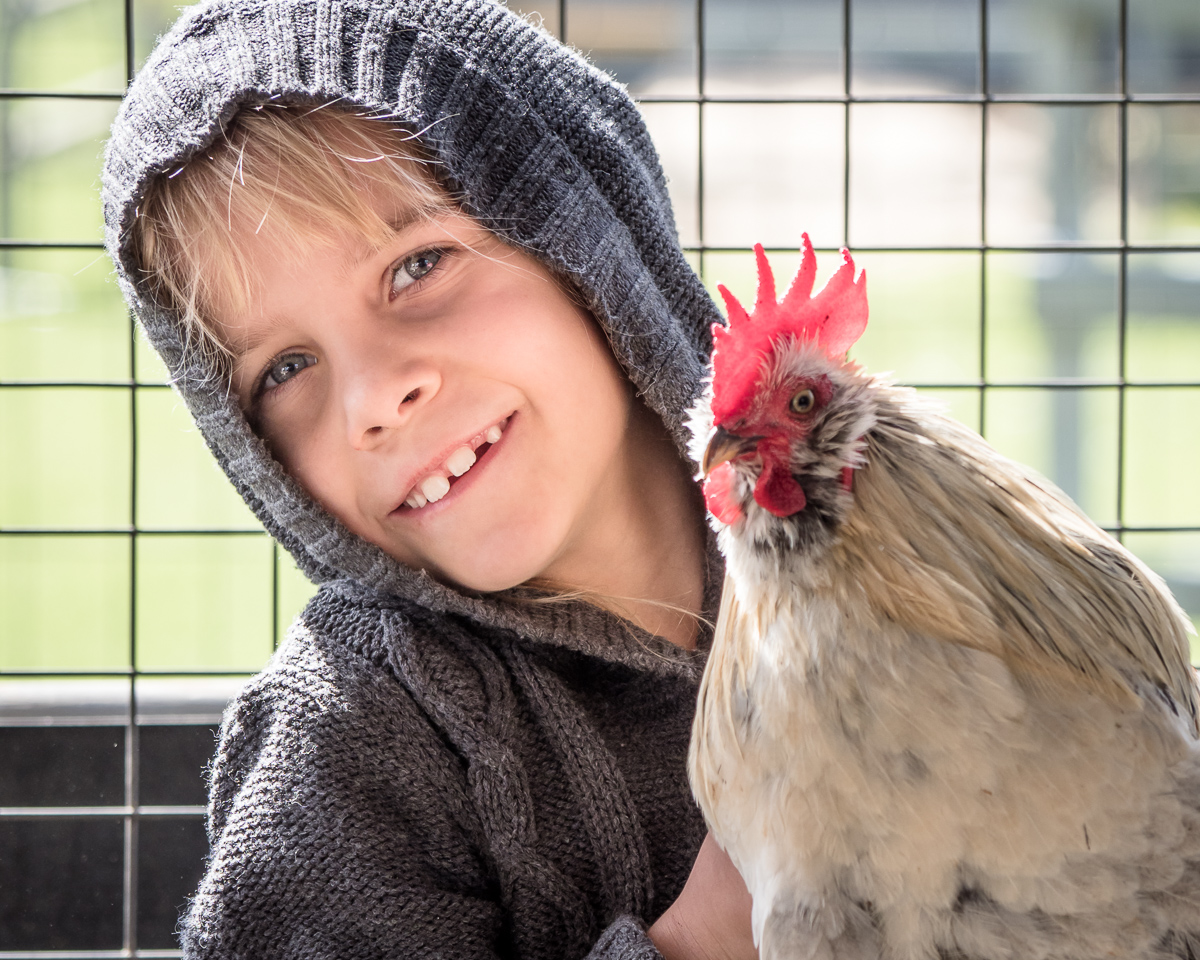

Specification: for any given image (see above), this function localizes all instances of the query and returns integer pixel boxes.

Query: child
[103,0,756,956]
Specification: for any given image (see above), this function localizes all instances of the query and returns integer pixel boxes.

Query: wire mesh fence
[1,0,1198,954]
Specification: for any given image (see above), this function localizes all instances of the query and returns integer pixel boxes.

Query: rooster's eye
[789,389,816,415]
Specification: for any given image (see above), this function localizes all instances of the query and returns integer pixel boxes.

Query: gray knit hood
[102,0,721,626]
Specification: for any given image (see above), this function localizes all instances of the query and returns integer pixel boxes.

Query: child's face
[215,197,646,593]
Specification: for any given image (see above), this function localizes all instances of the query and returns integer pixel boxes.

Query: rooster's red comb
[710,234,868,424]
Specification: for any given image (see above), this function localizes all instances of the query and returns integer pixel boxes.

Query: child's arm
[647,834,757,960]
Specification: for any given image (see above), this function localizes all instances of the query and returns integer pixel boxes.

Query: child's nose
[343,362,441,450]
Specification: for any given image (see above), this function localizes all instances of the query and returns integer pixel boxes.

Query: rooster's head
[691,235,876,548]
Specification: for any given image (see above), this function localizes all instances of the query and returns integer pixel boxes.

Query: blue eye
[390,249,443,296]
[262,352,317,391]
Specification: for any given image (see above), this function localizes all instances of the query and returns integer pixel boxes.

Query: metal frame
[1,0,1198,956]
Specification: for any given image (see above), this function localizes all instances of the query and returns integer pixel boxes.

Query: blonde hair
[129,101,458,365]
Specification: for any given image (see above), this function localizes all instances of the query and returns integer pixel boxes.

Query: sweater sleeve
[182,645,502,959]
[585,916,665,960]
[179,639,669,960]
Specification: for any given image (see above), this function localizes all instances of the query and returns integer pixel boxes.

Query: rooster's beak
[702,426,760,476]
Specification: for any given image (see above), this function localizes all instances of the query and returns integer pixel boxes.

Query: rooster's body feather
[687,240,1200,960]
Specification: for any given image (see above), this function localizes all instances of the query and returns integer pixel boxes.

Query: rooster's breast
[691,582,1195,959]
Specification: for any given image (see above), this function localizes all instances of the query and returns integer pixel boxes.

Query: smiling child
[104,0,755,957]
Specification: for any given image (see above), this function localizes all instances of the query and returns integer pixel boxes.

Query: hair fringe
[128,100,458,368]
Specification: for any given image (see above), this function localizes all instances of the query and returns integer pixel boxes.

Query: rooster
[686,237,1200,960]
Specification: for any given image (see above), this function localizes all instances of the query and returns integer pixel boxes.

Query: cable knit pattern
[383,610,597,957]
[188,585,712,958]
[101,0,724,956]
[505,643,655,919]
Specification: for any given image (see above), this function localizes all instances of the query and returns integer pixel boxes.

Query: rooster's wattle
[687,237,1200,960]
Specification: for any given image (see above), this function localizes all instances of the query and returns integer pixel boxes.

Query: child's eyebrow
[343,209,433,275]
[226,314,294,362]
[226,209,442,362]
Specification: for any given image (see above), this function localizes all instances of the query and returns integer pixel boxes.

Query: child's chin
[436,544,559,595]
[376,502,569,593]
[441,562,547,595]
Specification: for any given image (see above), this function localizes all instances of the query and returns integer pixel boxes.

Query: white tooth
[485,424,503,443]
[421,474,451,503]
[446,445,477,477]
[406,490,427,509]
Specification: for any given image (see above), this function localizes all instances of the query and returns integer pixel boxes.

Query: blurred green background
[1,0,1199,682]
[0,0,318,676]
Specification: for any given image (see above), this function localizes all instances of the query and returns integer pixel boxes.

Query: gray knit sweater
[102,0,724,956]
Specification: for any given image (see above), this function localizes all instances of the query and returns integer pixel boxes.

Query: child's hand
[647,833,758,960]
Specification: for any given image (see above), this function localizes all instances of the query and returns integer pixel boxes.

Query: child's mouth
[400,416,510,511]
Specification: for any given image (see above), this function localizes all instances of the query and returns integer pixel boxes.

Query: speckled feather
[687,248,1200,960]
